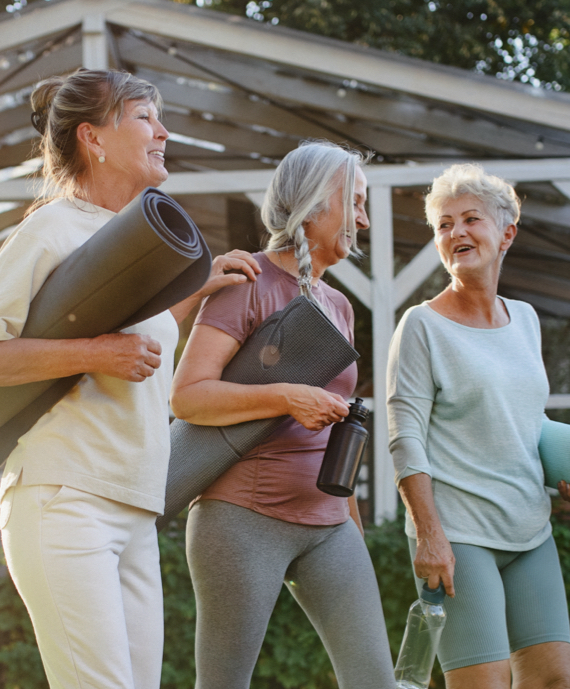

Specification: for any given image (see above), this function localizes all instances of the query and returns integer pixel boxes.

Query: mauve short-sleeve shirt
[194,252,358,525]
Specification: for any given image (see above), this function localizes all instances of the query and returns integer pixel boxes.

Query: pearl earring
[98,156,105,163]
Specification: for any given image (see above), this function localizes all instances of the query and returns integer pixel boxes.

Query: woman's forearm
[171,378,349,430]
[398,473,444,539]
[170,379,291,425]
[0,333,163,385]
[399,472,456,595]
[0,338,104,385]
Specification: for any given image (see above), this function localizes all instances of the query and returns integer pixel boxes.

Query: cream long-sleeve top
[387,299,552,551]
[0,198,179,516]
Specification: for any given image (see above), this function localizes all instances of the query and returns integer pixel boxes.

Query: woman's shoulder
[13,198,109,240]
[395,303,434,332]
[502,296,537,317]
[318,278,353,315]
[502,297,540,331]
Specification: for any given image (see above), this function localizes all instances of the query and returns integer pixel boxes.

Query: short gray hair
[425,163,521,231]
[262,140,368,302]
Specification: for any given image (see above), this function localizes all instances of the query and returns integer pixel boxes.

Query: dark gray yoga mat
[157,295,359,531]
[0,187,211,462]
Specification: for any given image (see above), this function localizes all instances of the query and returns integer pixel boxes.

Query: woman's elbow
[170,383,197,422]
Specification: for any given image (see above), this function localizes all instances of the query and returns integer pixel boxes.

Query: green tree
[173,0,570,90]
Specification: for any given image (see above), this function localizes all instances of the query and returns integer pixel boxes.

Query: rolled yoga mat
[539,417,570,489]
[157,295,359,531]
[0,187,211,463]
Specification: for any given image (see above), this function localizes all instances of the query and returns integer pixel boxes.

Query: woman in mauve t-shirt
[170,142,396,689]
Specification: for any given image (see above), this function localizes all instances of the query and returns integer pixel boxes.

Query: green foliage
[171,0,570,91]
[0,566,47,689]
[3,502,570,688]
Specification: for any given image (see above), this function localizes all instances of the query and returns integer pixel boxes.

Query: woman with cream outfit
[0,68,259,689]
[387,163,570,688]
[171,141,396,689]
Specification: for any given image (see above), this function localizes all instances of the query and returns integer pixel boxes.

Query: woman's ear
[76,122,104,159]
[501,223,517,252]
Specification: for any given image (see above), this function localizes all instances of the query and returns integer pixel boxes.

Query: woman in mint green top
[387,163,570,688]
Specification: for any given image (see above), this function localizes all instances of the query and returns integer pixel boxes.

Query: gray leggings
[186,499,396,689]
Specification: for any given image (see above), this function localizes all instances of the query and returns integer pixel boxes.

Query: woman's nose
[356,207,370,230]
[450,221,466,238]
[156,122,169,140]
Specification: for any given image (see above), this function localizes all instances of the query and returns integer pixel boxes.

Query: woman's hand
[281,384,349,431]
[558,481,570,502]
[88,333,162,382]
[199,250,262,298]
[414,529,456,597]
[170,251,262,323]
[398,473,455,597]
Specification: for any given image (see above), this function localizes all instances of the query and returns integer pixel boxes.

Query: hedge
[2,501,570,689]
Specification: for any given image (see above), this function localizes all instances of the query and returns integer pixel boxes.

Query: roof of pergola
[1,0,570,319]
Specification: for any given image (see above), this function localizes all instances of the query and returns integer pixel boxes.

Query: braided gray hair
[262,141,367,305]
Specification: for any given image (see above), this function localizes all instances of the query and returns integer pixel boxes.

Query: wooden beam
[0,42,82,97]
[369,184,398,523]
[546,395,570,410]
[393,239,440,309]
[0,178,36,201]
[0,105,33,139]
[162,111,295,158]
[501,264,570,302]
[161,169,274,195]
[245,192,266,209]
[106,1,570,133]
[130,45,570,158]
[552,181,570,201]
[82,13,109,70]
[326,260,372,309]
[0,0,124,52]
[366,158,570,187]
[137,68,466,158]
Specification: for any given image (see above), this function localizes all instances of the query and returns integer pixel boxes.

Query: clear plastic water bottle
[394,582,447,689]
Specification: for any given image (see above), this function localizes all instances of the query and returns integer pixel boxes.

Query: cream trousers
[1,481,163,689]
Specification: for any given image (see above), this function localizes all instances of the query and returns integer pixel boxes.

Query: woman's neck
[429,278,509,329]
[266,249,322,285]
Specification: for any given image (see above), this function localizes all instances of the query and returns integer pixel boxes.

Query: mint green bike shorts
[409,535,570,672]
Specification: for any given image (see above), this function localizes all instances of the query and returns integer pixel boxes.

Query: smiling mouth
[454,245,474,254]
[149,150,165,160]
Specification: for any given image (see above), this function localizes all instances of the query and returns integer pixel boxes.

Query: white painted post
[369,184,398,524]
[82,14,108,70]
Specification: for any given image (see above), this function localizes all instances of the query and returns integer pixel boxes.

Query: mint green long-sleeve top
[387,299,552,551]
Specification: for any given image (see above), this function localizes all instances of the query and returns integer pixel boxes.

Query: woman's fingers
[415,533,456,597]
[197,251,262,299]
[558,481,570,502]
[91,333,162,381]
[284,385,350,431]
[216,251,262,281]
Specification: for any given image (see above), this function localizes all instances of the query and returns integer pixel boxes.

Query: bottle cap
[420,582,446,604]
[349,397,369,421]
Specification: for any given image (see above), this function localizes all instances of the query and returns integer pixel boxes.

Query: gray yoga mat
[539,417,570,489]
[0,187,211,463]
[157,295,359,531]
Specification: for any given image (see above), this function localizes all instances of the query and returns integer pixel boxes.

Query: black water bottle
[317,397,369,497]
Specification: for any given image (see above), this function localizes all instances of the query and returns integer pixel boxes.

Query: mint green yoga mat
[539,417,570,489]
[0,187,211,463]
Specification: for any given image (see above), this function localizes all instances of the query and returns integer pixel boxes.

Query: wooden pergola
[2,0,570,522]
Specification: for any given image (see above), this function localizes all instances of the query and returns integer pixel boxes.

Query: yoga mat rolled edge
[0,188,211,463]
[539,417,570,489]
